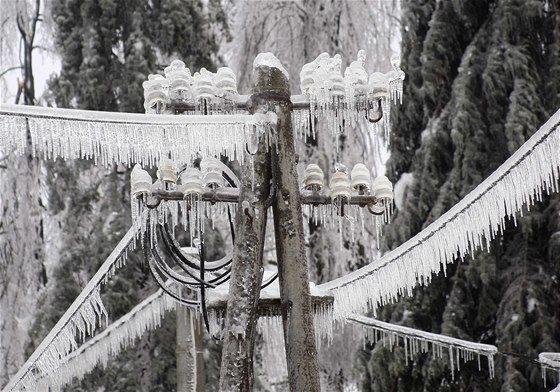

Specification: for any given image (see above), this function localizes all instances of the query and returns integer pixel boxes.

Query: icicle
[350,315,497,379]
[318,110,560,320]
[539,353,560,389]
[0,105,278,167]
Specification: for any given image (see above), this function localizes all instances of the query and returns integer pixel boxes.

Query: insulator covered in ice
[299,52,330,94]
[344,50,368,93]
[334,162,349,174]
[300,63,317,95]
[203,161,225,189]
[329,69,345,97]
[164,60,193,102]
[131,164,153,197]
[157,159,177,185]
[368,72,390,100]
[351,163,372,192]
[215,67,238,95]
[329,171,352,201]
[304,164,324,191]
[372,175,393,202]
[193,68,216,100]
[179,168,204,197]
[142,74,169,113]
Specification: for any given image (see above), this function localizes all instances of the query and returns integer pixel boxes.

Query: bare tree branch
[0,65,23,78]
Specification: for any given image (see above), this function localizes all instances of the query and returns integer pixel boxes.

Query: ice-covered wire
[0,104,278,167]
[2,228,136,392]
[319,109,560,319]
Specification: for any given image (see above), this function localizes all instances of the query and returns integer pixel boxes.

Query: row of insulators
[131,160,226,199]
[303,163,393,202]
[143,60,238,112]
[299,50,404,100]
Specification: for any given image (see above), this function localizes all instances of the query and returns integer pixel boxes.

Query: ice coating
[253,52,289,79]
[539,352,560,388]
[0,104,278,167]
[318,108,560,322]
[34,290,176,391]
[294,49,405,144]
[349,315,497,380]
[3,229,136,392]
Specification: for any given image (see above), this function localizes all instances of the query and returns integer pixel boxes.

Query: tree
[19,1,229,391]
[361,1,560,390]
[0,0,52,386]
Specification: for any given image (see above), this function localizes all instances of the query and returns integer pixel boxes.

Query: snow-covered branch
[0,104,278,166]
[319,109,560,318]
[348,314,497,379]
[2,227,136,392]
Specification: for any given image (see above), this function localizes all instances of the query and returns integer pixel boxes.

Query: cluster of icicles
[302,162,394,247]
[293,50,405,142]
[32,290,175,392]
[143,60,241,115]
[6,229,137,392]
[130,158,240,246]
[318,110,560,320]
[539,353,560,389]
[349,315,497,380]
[0,105,277,167]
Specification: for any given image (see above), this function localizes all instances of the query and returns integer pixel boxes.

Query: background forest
[0,0,559,391]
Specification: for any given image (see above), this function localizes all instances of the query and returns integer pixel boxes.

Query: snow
[393,172,413,210]
[253,52,289,79]
[318,108,560,320]
[349,314,497,379]
[0,104,278,167]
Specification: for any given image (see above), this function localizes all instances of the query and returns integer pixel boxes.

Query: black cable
[142,224,199,306]
[162,222,233,271]
[199,222,211,333]
[261,272,278,290]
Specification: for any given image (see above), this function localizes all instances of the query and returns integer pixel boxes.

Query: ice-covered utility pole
[218,54,320,391]
[217,61,273,390]
[262,59,322,391]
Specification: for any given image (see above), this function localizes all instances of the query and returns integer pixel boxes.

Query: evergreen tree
[361,1,560,391]
[24,1,228,390]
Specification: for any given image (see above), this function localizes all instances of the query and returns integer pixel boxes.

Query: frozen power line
[319,108,560,319]
[0,104,278,167]
[2,228,136,392]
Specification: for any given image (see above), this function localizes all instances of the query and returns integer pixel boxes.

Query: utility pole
[176,304,204,392]
[218,56,320,391]
[218,63,273,390]
[138,53,395,391]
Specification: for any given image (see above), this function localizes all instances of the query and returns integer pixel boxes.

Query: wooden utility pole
[264,64,321,392]
[218,66,273,390]
[176,304,204,392]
